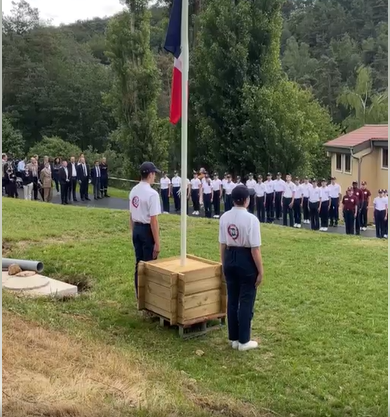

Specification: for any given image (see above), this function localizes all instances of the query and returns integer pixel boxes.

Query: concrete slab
[2,271,77,297]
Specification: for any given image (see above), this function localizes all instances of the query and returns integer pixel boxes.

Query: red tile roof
[324,124,388,148]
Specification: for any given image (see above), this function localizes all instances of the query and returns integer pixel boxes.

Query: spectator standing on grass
[219,185,263,352]
[91,160,102,200]
[342,187,358,235]
[27,157,39,200]
[308,179,320,231]
[77,157,90,201]
[373,189,388,239]
[59,160,70,205]
[17,158,25,173]
[5,166,18,198]
[129,162,161,297]
[359,181,371,231]
[22,166,34,200]
[68,156,79,202]
[52,157,61,193]
[160,172,171,214]
[40,162,53,202]
[100,157,110,197]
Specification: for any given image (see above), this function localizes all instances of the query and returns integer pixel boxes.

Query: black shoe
[105,194,110,198]
[73,199,78,202]
[81,198,85,201]
[85,198,91,201]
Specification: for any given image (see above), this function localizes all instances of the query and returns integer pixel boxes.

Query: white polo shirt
[374,196,388,211]
[309,186,321,203]
[172,176,181,187]
[222,178,228,190]
[190,178,201,190]
[283,181,296,198]
[294,184,303,199]
[273,179,285,192]
[319,186,330,202]
[328,183,341,198]
[202,180,213,194]
[254,182,265,197]
[212,178,222,192]
[301,182,312,198]
[129,181,161,224]
[219,207,261,248]
[160,177,171,190]
[265,180,274,194]
[225,181,236,195]
[246,179,256,190]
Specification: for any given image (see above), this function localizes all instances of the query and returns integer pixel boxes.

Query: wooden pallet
[146,310,226,339]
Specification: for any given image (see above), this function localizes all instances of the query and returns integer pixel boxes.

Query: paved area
[12,188,378,238]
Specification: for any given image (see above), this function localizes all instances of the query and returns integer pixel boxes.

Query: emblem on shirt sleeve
[132,196,140,208]
[227,224,239,240]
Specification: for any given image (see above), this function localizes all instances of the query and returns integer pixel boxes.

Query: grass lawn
[2,198,388,417]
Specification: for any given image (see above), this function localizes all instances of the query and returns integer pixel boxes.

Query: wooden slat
[145,291,172,312]
[186,255,220,266]
[179,276,222,295]
[183,265,220,283]
[145,303,170,320]
[145,270,173,287]
[146,281,173,299]
[146,256,180,265]
[183,313,226,327]
[137,262,146,310]
[181,289,221,310]
[182,302,221,322]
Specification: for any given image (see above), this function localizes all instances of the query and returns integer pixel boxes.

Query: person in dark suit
[90,160,102,200]
[100,157,109,197]
[76,157,90,201]
[59,160,70,205]
[67,156,79,202]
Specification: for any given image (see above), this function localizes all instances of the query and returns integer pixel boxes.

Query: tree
[105,1,168,177]
[2,114,25,157]
[337,65,388,131]
[29,136,82,160]
[2,0,40,35]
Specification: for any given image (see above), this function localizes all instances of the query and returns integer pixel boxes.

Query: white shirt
[374,196,388,211]
[95,166,101,177]
[129,181,161,224]
[283,181,296,198]
[212,178,222,192]
[202,179,213,194]
[172,176,181,187]
[17,160,25,171]
[222,179,228,190]
[190,178,201,190]
[254,182,265,197]
[300,182,312,198]
[71,163,77,177]
[219,207,261,248]
[82,163,87,176]
[294,184,303,199]
[64,166,68,180]
[319,186,330,202]
[265,180,274,194]
[273,179,285,192]
[246,179,256,190]
[225,181,236,195]
[309,186,320,203]
[160,177,171,190]
[328,183,341,198]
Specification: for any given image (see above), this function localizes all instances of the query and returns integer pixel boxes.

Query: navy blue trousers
[213,190,221,216]
[293,198,301,225]
[375,209,386,238]
[173,186,180,211]
[223,247,257,344]
[204,193,212,218]
[225,194,232,211]
[265,193,274,222]
[161,189,169,212]
[309,201,320,230]
[256,196,265,222]
[329,197,339,225]
[283,197,294,227]
[132,223,154,296]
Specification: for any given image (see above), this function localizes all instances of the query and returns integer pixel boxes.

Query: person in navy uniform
[201,173,213,218]
[190,171,201,215]
[328,177,341,227]
[319,178,331,231]
[342,187,358,235]
[254,175,265,222]
[129,162,161,296]
[293,177,303,228]
[76,157,90,201]
[219,185,264,352]
[359,181,371,231]
[264,173,274,223]
[171,171,181,212]
[245,173,256,214]
[212,173,222,218]
[273,172,285,220]
[100,157,110,197]
[282,174,295,227]
[224,174,235,212]
[300,176,312,224]
[59,160,70,205]
[352,181,362,235]
[373,189,388,239]
[90,160,102,200]
[160,172,171,214]
[308,179,320,230]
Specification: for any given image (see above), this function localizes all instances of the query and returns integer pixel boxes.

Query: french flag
[164,0,184,125]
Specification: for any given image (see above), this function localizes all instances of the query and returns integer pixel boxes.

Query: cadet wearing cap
[264,173,275,223]
[246,173,256,214]
[224,175,235,211]
[212,173,222,218]
[273,172,285,220]
[328,177,341,227]
[129,162,161,296]
[342,187,358,235]
[319,178,331,231]
[282,174,295,227]
[293,177,303,228]
[160,172,171,214]
[254,175,266,223]
[201,173,213,218]
[360,181,371,231]
[171,171,181,212]
[219,185,264,352]
[222,173,228,206]
[308,179,320,230]
[300,176,312,224]
[373,189,388,238]
[352,181,362,235]
[190,171,201,215]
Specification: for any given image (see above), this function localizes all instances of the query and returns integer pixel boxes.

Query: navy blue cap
[232,185,249,203]
[140,162,160,174]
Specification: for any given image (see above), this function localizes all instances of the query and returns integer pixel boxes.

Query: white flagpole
[180,0,189,267]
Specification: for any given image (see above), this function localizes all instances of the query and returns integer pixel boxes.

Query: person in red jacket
[352,181,362,235]
[342,187,358,235]
[360,181,371,231]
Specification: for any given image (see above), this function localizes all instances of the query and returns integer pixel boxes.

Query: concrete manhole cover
[4,275,50,290]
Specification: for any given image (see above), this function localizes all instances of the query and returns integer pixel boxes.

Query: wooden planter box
[138,255,226,327]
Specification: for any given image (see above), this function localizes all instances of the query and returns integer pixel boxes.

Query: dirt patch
[54,273,93,293]
[2,240,15,257]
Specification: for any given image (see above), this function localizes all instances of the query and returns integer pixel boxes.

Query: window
[344,154,351,173]
[336,154,342,171]
[382,148,388,169]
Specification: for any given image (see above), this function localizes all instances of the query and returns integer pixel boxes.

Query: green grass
[3,198,388,417]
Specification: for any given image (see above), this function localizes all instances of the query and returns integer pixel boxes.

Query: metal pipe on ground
[2,258,44,273]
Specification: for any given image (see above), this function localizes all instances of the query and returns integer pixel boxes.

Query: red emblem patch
[132,196,140,208]
[227,224,239,240]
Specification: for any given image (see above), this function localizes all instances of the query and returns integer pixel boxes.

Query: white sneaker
[323,227,328,232]
[297,224,302,228]
[293,223,297,228]
[384,234,388,239]
[238,341,258,351]
[362,227,367,231]
[319,227,324,231]
[163,211,169,214]
[230,340,239,350]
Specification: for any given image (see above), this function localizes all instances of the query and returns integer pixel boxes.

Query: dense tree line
[2,0,388,179]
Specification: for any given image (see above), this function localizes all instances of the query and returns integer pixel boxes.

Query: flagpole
[180,0,189,267]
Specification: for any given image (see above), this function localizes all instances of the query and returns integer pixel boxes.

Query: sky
[2,0,127,26]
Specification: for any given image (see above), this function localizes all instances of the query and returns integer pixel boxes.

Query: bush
[2,114,25,158]
[29,137,82,161]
